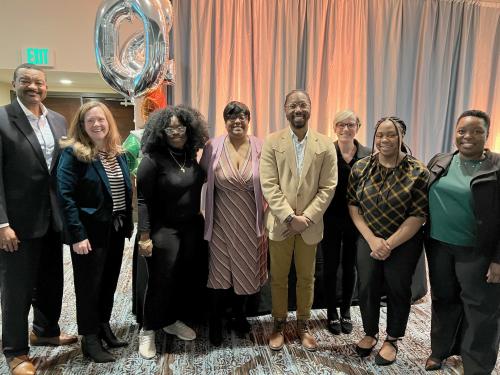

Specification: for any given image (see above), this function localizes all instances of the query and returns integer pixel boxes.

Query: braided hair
[356,116,411,210]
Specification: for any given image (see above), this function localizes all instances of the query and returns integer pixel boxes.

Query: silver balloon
[120,32,144,73]
[95,0,173,98]
[120,33,176,85]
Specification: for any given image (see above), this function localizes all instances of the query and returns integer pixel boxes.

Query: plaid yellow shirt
[347,154,429,238]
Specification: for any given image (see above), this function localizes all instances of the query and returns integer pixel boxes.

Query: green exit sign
[21,48,54,67]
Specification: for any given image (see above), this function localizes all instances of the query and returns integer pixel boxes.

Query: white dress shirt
[290,128,309,176]
[17,97,55,170]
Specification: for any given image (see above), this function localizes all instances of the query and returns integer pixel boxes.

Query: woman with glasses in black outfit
[322,110,370,336]
[136,106,208,359]
[347,117,429,366]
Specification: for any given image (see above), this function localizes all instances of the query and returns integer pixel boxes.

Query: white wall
[0,83,11,106]
[0,0,103,73]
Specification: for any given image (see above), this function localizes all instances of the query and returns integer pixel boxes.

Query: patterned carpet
[0,239,498,375]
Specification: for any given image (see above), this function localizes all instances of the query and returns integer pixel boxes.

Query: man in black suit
[0,64,77,375]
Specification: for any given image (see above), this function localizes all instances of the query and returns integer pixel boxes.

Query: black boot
[209,317,223,346]
[81,334,115,363]
[99,323,128,348]
[231,294,251,336]
[209,289,225,346]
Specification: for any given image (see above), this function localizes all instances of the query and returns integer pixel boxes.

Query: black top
[325,139,371,220]
[137,148,206,231]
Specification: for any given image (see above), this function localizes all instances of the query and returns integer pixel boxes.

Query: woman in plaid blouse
[346,117,429,366]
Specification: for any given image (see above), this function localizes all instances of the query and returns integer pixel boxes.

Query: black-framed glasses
[226,115,247,124]
[164,126,187,136]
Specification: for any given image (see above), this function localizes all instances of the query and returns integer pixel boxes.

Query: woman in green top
[425,110,500,374]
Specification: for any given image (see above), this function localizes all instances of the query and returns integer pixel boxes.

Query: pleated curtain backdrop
[172,0,500,162]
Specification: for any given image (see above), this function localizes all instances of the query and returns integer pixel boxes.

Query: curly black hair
[141,105,209,158]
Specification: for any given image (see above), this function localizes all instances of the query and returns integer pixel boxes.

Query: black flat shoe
[355,335,378,357]
[327,319,341,335]
[425,356,443,371]
[375,338,399,366]
[340,317,353,334]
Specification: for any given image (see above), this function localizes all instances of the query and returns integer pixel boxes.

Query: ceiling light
[60,79,72,85]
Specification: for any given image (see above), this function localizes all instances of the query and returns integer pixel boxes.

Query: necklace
[168,149,187,173]
[456,156,483,175]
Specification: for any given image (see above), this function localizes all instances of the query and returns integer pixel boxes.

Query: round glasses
[226,115,247,124]
[336,122,358,130]
[164,126,187,136]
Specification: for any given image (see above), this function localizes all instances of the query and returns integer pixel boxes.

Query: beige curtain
[172,0,500,162]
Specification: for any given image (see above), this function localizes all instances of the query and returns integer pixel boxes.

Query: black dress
[137,148,208,330]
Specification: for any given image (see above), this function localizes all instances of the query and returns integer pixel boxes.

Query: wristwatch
[284,214,295,224]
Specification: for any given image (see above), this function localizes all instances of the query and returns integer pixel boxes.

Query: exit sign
[21,48,54,67]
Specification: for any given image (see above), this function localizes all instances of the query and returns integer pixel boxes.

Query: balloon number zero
[95,0,173,98]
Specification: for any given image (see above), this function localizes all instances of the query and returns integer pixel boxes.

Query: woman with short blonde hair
[322,109,370,336]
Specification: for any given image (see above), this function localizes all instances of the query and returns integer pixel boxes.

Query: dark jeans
[426,239,500,375]
[143,215,207,330]
[0,228,63,358]
[71,226,125,335]
[356,232,423,338]
[321,216,357,320]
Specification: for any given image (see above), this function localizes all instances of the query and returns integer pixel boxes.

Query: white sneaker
[138,330,156,359]
[163,320,196,341]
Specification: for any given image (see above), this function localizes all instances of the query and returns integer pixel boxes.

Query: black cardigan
[427,150,500,263]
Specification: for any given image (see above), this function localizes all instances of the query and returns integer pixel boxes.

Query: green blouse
[429,154,482,247]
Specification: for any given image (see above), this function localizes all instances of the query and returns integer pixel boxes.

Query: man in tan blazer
[260,89,337,351]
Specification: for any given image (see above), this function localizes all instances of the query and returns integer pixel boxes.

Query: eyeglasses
[17,78,46,87]
[226,115,247,124]
[164,126,187,136]
[336,122,358,130]
[285,102,310,110]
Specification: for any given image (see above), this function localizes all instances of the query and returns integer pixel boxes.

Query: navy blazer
[0,100,67,239]
[57,147,133,246]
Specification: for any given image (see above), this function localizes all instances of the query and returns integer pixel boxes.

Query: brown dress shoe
[29,331,78,346]
[297,320,318,351]
[269,319,285,351]
[8,355,36,375]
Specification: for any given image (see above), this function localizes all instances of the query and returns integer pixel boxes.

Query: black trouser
[321,216,357,320]
[143,215,207,330]
[0,228,63,358]
[71,226,125,335]
[356,232,422,338]
[426,239,500,375]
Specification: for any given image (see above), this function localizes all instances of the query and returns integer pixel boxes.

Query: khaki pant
[269,235,317,320]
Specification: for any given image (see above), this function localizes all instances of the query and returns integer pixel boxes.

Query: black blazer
[0,100,67,240]
[427,150,500,263]
[56,147,133,247]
